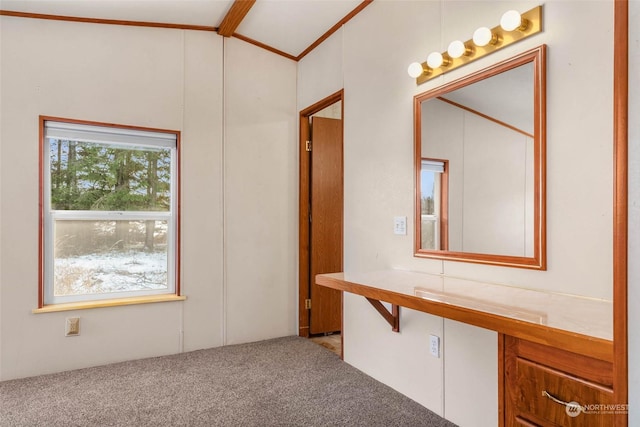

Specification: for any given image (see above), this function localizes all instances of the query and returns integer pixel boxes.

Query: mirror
[414,45,546,269]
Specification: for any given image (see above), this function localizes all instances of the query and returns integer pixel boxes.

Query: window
[420,159,447,250]
[40,118,180,306]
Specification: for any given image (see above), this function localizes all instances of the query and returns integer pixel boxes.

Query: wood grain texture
[316,273,613,362]
[513,338,613,387]
[231,33,298,61]
[0,10,218,31]
[217,0,256,37]
[298,91,344,337]
[612,1,629,426]
[310,117,343,334]
[295,0,373,61]
[298,117,311,337]
[38,117,46,308]
[499,333,506,427]
[511,360,614,426]
[505,336,615,427]
[365,298,399,332]
[414,45,546,270]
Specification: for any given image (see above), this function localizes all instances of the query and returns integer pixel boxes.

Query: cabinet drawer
[512,358,614,426]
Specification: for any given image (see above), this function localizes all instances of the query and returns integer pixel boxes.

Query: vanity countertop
[316,269,613,362]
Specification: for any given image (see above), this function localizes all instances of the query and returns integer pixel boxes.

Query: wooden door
[309,117,343,334]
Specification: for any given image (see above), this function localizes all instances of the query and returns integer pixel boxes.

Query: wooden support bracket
[365,297,400,332]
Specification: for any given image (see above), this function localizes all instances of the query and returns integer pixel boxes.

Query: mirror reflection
[414,46,546,269]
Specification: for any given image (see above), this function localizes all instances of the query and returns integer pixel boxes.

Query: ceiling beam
[217,0,256,37]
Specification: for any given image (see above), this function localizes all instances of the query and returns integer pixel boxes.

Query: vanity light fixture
[426,52,451,69]
[408,62,429,78]
[447,40,474,59]
[472,27,499,47]
[408,5,542,84]
[500,10,528,32]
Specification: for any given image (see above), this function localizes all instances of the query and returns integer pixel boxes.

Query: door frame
[298,89,344,338]
[612,2,628,424]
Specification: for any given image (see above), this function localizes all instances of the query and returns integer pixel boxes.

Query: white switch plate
[429,334,440,358]
[393,216,407,235]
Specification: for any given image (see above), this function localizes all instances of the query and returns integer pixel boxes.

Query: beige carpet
[0,336,457,426]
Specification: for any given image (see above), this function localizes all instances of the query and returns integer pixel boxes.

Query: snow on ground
[54,251,167,296]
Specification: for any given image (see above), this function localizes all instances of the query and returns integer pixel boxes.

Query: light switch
[394,216,407,235]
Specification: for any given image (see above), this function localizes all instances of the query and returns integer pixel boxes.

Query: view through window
[421,159,445,250]
[41,119,179,305]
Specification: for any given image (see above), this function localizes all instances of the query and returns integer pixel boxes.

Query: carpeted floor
[0,336,457,426]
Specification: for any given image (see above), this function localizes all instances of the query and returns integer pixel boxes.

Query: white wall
[628,0,639,422]
[299,1,614,425]
[0,1,629,423]
[223,37,298,345]
[423,99,532,257]
[0,16,297,380]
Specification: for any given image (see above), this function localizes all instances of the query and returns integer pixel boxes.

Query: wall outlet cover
[65,317,80,336]
[429,334,440,358]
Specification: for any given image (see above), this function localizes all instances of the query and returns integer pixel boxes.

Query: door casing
[298,89,344,339]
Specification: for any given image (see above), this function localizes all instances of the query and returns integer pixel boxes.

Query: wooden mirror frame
[413,45,546,270]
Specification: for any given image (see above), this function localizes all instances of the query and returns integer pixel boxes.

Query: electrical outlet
[429,334,440,358]
[65,317,80,337]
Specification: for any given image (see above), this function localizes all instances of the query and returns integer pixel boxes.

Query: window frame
[419,158,449,251]
[38,116,181,308]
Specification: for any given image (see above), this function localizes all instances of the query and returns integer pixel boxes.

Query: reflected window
[421,159,447,250]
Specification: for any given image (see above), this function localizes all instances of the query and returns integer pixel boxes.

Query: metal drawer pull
[542,390,585,414]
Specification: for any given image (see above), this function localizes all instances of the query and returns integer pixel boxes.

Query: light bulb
[447,40,470,59]
[500,10,525,31]
[426,52,443,69]
[473,27,495,47]
[407,62,425,78]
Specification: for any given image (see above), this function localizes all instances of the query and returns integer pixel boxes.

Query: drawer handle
[542,390,585,414]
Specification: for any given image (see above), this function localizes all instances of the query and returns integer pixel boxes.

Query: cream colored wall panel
[462,114,527,256]
[342,0,442,274]
[7,19,184,129]
[1,304,182,380]
[423,100,464,251]
[339,0,445,415]
[443,320,498,427]
[297,29,344,111]
[628,0,639,422]
[223,38,297,345]
[180,31,225,352]
[423,99,530,256]
[306,1,617,425]
[0,17,218,379]
[423,1,614,301]
[343,293,445,415]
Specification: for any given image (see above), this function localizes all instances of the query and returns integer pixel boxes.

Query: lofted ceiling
[0,0,371,61]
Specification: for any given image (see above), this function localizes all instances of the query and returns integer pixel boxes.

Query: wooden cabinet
[504,336,615,426]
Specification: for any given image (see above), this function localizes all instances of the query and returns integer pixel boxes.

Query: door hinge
[305,140,312,152]
[305,299,312,309]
